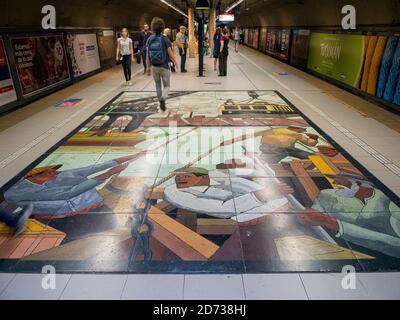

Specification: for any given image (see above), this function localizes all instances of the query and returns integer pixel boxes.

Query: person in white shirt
[116,28,134,86]
[234,27,241,52]
[163,167,293,223]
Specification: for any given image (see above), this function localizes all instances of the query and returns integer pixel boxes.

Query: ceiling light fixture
[195,0,209,10]
[225,0,244,13]
[159,0,188,18]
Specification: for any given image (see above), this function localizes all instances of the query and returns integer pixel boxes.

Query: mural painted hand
[298,208,340,233]
[255,183,294,202]
[114,154,141,164]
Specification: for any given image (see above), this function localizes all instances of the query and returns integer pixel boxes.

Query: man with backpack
[146,17,178,112]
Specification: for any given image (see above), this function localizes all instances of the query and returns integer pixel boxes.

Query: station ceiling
[0,0,399,29]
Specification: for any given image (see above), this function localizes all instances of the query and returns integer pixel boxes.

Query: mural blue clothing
[377,36,399,98]
[383,39,400,103]
[4,160,118,216]
[394,74,400,105]
[0,208,19,227]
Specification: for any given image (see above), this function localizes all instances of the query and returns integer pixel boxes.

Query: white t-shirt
[118,37,132,55]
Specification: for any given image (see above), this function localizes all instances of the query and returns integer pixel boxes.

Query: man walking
[175,26,188,73]
[139,23,152,74]
[147,17,178,112]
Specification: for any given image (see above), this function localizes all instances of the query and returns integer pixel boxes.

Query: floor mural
[0,90,399,273]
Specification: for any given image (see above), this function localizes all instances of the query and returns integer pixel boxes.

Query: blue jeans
[141,47,147,70]
[0,208,19,228]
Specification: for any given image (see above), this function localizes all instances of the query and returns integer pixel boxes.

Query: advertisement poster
[244,29,249,45]
[10,34,70,97]
[252,28,259,49]
[98,30,115,67]
[259,28,267,52]
[361,34,400,106]
[0,38,17,107]
[307,33,366,87]
[290,29,310,68]
[67,33,101,78]
[266,29,291,60]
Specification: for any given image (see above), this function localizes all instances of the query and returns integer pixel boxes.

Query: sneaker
[128,81,132,86]
[13,203,33,237]
[160,100,166,112]
[143,69,147,75]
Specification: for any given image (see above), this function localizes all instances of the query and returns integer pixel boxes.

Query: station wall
[242,27,400,112]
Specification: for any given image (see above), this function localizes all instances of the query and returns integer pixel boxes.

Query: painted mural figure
[3,155,138,218]
[254,126,319,163]
[163,167,294,223]
[299,173,400,258]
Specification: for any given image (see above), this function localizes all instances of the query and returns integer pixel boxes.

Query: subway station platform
[0,44,400,300]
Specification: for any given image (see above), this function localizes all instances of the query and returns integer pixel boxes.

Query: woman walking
[219,29,230,77]
[234,27,240,52]
[213,28,221,71]
[116,28,134,86]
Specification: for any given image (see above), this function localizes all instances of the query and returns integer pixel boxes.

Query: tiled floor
[0,45,400,299]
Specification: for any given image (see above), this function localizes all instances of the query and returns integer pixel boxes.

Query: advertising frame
[9,33,71,98]
[66,32,102,79]
[0,36,18,108]
[265,28,292,61]
[306,30,400,112]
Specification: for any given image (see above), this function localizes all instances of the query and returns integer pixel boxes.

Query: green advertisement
[307,33,366,87]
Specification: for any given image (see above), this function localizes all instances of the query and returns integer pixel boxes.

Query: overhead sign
[218,14,235,22]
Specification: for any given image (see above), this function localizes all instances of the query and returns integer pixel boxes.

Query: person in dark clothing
[219,29,229,77]
[139,24,152,74]
[213,28,221,71]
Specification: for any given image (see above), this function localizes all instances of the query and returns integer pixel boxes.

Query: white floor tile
[184,275,245,300]
[0,273,15,295]
[358,273,400,300]
[243,274,308,300]
[60,274,127,300]
[300,273,369,300]
[0,273,71,300]
[121,275,184,300]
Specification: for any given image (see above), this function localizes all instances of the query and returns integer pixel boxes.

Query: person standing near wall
[116,28,134,86]
[139,24,152,75]
[234,27,241,52]
[213,28,222,71]
[163,28,176,73]
[147,17,178,112]
[175,26,188,73]
[219,29,230,77]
